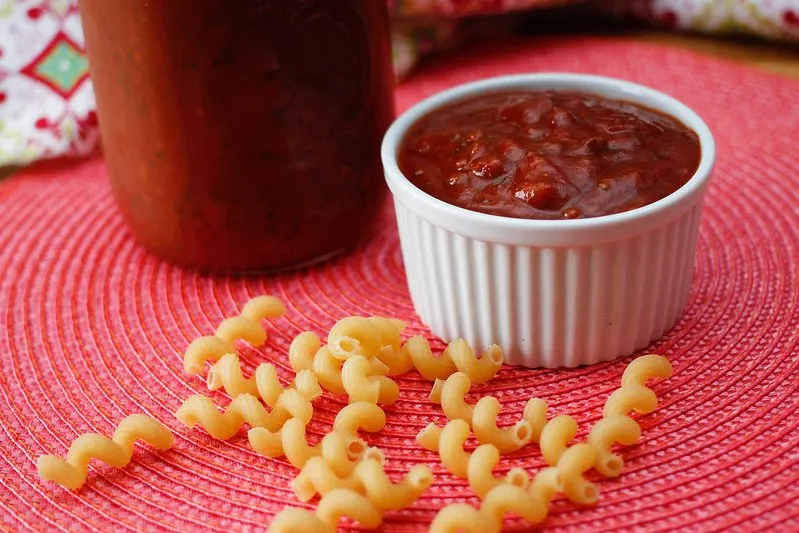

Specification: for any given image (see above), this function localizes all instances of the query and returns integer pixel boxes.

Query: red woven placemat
[2,38,798,532]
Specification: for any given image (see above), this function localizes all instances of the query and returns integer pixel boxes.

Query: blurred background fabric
[0,0,797,166]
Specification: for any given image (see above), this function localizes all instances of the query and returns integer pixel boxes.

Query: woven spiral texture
[1,38,798,532]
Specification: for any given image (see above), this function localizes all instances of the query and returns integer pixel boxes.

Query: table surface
[0,31,796,182]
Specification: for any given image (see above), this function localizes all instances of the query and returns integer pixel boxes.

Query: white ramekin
[382,74,716,368]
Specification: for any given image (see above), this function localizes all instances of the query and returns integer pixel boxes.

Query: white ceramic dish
[382,73,716,368]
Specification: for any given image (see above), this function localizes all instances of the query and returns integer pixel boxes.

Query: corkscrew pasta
[313,346,390,395]
[176,391,311,439]
[472,397,534,453]
[288,331,321,373]
[557,443,599,505]
[52,294,675,529]
[341,355,400,405]
[445,339,504,384]
[430,372,475,424]
[430,482,554,533]
[183,295,285,374]
[293,456,433,509]
[327,316,383,360]
[207,355,321,406]
[403,335,458,381]
[37,415,174,490]
[603,385,659,418]
[333,402,388,443]
[248,418,367,471]
[430,373,549,452]
[622,354,674,388]
[268,489,383,533]
[586,354,672,478]
[468,444,530,498]
[402,336,503,383]
[539,414,578,466]
[587,416,641,477]
[367,317,411,375]
[417,420,471,478]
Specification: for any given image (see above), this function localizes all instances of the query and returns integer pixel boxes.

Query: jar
[79,0,395,271]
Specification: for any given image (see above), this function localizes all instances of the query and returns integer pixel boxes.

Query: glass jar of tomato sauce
[79,0,395,271]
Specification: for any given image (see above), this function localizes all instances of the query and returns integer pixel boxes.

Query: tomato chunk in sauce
[398,91,701,220]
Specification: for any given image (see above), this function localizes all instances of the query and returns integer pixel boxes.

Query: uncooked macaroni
[602,385,658,418]
[248,419,367,473]
[430,372,475,424]
[621,354,674,388]
[267,488,383,533]
[37,415,173,490]
[445,339,504,384]
[472,397,533,453]
[468,444,530,498]
[539,414,578,466]
[289,331,321,373]
[182,295,285,374]
[332,401,387,443]
[588,416,641,477]
[207,355,321,407]
[403,335,457,381]
[557,443,599,505]
[292,456,433,510]
[327,316,383,360]
[176,391,311,439]
[341,355,400,405]
[417,420,471,478]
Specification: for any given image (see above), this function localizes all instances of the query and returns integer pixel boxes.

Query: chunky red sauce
[398,91,701,220]
[80,0,394,271]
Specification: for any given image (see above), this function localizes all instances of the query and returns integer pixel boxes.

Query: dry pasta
[468,444,530,498]
[602,385,659,418]
[430,481,554,533]
[539,414,578,466]
[403,335,458,381]
[327,316,383,360]
[472,397,534,453]
[522,398,549,442]
[556,443,599,505]
[341,355,400,405]
[585,354,672,478]
[248,419,367,472]
[417,420,471,478]
[587,416,641,477]
[528,466,562,508]
[293,456,433,509]
[37,415,173,490]
[332,401,387,443]
[403,336,503,383]
[431,373,548,448]
[288,331,321,373]
[313,346,389,395]
[267,489,383,533]
[291,442,387,494]
[176,391,311,439]
[183,295,285,374]
[429,504,488,533]
[207,355,321,406]
[430,372,475,424]
[368,317,405,352]
[371,317,416,376]
[445,339,504,384]
[621,354,674,388]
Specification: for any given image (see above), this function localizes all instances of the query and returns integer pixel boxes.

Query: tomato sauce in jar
[398,91,701,220]
[80,0,395,271]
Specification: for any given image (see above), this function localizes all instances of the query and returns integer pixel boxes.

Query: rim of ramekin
[382,73,716,247]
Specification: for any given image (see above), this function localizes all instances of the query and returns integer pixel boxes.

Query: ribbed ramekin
[382,74,716,368]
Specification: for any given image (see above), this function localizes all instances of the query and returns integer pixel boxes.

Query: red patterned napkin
[1,38,797,531]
